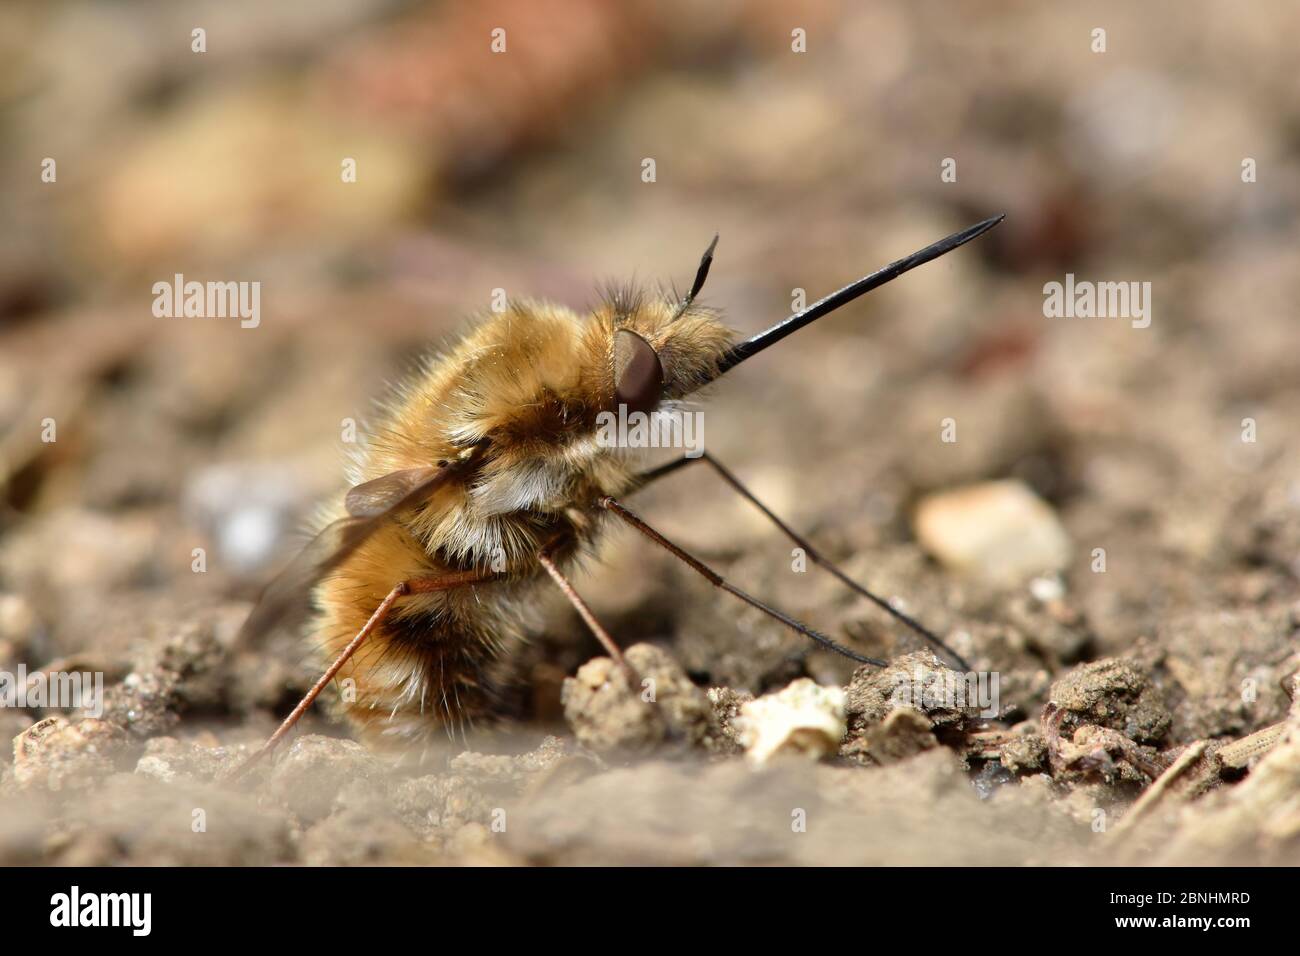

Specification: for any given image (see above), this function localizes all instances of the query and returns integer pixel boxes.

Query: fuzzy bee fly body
[235,214,1004,771]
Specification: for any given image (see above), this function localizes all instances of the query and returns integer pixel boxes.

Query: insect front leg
[228,568,501,780]
[597,495,883,666]
[628,452,970,670]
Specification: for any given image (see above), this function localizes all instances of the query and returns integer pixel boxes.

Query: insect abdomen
[311,518,527,750]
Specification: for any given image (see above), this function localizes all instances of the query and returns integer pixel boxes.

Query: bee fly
[234,214,1005,771]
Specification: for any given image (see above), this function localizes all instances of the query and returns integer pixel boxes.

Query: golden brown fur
[312,290,733,752]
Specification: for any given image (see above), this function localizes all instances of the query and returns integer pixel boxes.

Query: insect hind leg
[227,568,500,780]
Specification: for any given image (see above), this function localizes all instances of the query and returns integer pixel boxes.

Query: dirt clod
[11,716,129,791]
[134,736,233,784]
[1047,658,1171,745]
[102,622,227,739]
[265,734,383,823]
[561,643,721,754]
[859,708,940,765]
[998,731,1049,774]
[845,651,977,737]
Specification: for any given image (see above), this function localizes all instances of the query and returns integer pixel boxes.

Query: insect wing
[236,464,452,646]
[344,464,445,517]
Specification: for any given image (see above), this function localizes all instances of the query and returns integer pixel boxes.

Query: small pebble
[913,479,1071,585]
[734,678,846,766]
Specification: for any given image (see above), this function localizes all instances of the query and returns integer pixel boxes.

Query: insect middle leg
[598,495,883,666]
[535,543,644,691]
[230,568,500,778]
[630,452,970,670]
[537,550,625,667]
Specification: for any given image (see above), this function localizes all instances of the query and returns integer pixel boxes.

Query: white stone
[913,480,1071,585]
[735,678,847,766]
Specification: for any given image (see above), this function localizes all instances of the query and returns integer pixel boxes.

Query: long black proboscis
[714,213,1005,376]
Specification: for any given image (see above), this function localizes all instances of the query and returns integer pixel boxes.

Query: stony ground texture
[2,0,1299,864]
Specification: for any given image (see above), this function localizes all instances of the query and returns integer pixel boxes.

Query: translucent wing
[235,464,453,647]
[343,465,443,518]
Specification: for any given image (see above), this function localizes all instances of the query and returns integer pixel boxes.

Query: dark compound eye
[613,329,663,415]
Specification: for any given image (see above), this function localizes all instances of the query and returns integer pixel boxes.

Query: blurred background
[2,0,1299,749]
